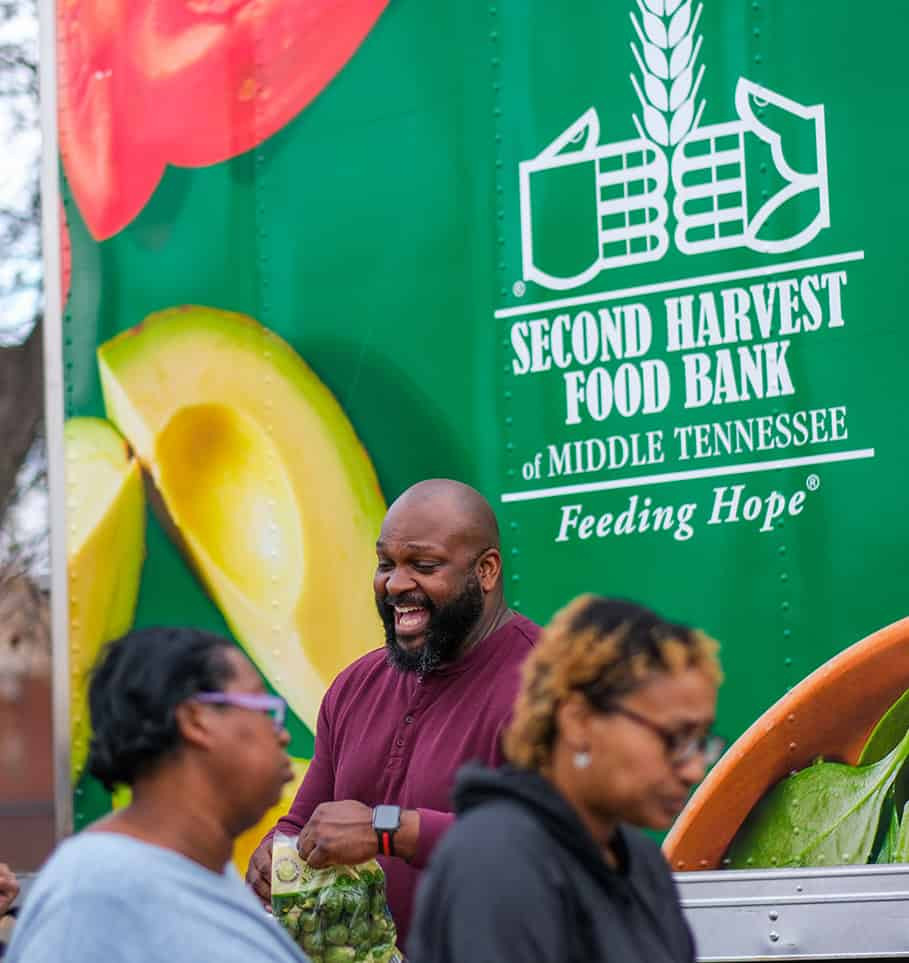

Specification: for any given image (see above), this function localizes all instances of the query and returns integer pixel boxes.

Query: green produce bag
[271,833,402,963]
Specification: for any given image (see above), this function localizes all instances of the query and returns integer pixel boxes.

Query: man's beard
[377,575,484,675]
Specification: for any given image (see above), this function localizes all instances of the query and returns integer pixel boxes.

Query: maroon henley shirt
[271,613,539,948]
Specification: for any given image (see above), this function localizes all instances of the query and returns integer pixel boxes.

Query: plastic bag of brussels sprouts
[271,832,402,963]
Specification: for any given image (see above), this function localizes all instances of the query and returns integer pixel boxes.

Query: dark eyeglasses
[192,692,287,732]
[607,704,725,767]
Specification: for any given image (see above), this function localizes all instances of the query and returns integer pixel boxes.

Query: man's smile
[393,604,431,637]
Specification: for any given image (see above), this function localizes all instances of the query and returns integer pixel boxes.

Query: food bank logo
[519,0,830,291]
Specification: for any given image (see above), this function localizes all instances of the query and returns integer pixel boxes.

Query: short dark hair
[86,626,236,790]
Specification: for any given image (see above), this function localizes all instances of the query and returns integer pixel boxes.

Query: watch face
[373,805,401,832]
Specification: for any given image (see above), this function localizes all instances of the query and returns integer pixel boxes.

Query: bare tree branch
[0,0,46,580]
[0,318,43,517]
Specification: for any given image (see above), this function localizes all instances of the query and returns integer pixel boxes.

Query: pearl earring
[573,750,592,769]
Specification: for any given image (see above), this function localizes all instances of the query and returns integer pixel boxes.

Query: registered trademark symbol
[806,474,821,492]
[512,280,526,297]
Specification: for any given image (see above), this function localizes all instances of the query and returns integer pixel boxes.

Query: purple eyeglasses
[192,692,287,732]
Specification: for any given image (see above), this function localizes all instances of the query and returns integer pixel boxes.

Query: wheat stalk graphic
[629,0,706,147]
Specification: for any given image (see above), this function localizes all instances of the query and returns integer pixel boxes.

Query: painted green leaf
[860,687,909,843]
[874,796,899,863]
[892,802,909,863]
[859,688,909,765]
[725,728,909,869]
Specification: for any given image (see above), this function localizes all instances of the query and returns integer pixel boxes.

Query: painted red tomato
[58,0,165,242]
[58,0,389,239]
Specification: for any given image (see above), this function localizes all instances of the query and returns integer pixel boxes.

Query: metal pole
[37,0,72,842]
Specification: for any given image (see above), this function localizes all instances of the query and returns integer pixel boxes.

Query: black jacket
[407,764,696,963]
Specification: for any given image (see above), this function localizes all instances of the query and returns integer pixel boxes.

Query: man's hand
[0,863,19,916]
[245,837,273,909]
[299,801,378,868]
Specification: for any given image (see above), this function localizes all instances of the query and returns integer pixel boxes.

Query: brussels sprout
[319,889,344,923]
[324,948,357,963]
[272,893,297,914]
[324,923,350,946]
[342,888,364,918]
[282,906,302,936]
[270,859,392,958]
[369,918,391,942]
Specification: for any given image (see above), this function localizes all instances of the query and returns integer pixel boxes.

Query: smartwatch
[372,804,402,858]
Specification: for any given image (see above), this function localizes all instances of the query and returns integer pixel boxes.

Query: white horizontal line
[494,250,865,320]
[675,179,746,202]
[499,448,875,503]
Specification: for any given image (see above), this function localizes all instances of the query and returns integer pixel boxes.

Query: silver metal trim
[684,888,909,908]
[37,0,72,843]
[680,863,909,883]
[676,865,909,960]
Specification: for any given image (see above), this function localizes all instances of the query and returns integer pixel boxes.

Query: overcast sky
[0,0,41,343]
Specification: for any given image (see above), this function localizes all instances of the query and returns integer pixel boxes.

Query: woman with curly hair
[6,627,306,963]
[408,595,723,963]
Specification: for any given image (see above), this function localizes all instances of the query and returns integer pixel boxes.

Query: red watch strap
[377,829,395,857]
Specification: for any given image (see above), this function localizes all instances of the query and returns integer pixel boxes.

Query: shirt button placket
[389,685,423,768]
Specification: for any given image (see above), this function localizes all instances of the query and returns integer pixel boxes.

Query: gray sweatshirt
[6,832,306,963]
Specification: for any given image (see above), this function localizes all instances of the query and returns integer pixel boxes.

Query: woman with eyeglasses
[5,627,306,963]
[407,594,723,963]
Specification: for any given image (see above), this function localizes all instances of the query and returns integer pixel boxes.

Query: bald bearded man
[245,480,539,946]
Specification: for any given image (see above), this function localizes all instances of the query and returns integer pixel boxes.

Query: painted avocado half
[65,416,145,782]
[97,306,386,732]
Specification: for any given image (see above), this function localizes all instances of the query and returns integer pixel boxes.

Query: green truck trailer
[38,0,909,957]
